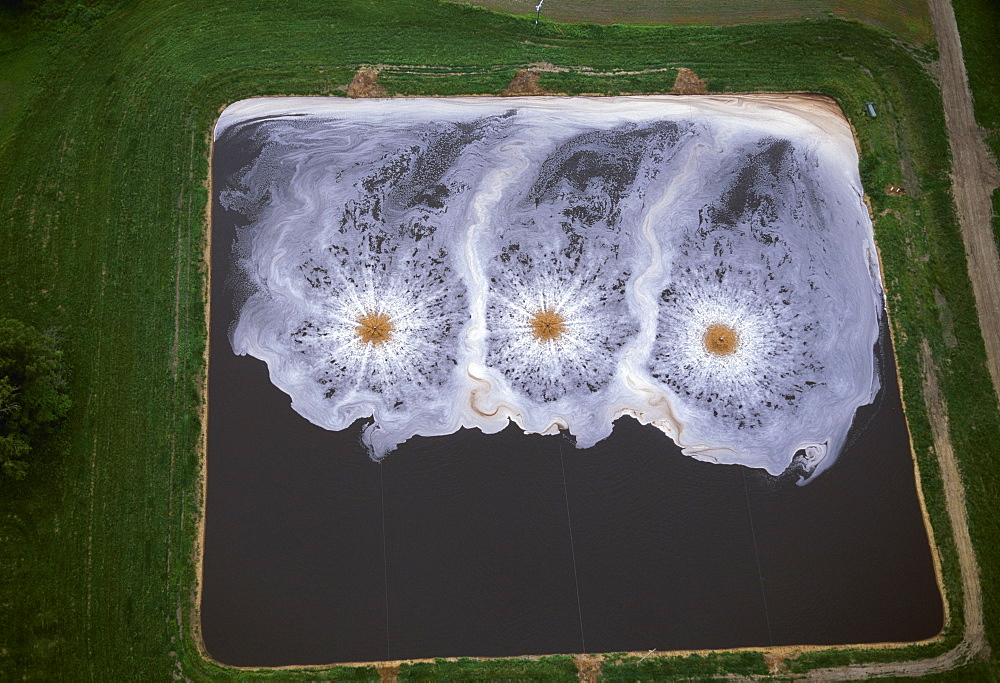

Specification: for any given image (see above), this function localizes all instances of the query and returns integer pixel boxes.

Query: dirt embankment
[348,67,388,98]
[671,67,708,94]
[502,69,549,95]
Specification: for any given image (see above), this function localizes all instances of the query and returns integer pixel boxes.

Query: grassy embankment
[0,0,997,679]
[951,0,1000,250]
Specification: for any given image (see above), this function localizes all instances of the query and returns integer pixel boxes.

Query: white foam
[219,96,882,478]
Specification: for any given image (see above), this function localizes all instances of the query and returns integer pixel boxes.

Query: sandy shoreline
[214,92,855,143]
[190,122,214,662]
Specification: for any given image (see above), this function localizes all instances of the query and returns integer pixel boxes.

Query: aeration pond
[203,96,944,667]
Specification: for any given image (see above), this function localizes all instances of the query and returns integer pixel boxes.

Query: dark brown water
[201,135,944,668]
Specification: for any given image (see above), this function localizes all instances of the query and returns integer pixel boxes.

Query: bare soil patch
[348,67,388,98]
[503,69,548,95]
[575,653,601,682]
[672,67,708,95]
[764,651,786,674]
[376,662,399,682]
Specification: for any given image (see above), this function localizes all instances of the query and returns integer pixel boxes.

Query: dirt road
[928,0,1000,406]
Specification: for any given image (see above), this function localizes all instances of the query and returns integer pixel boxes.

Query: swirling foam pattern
[217,96,883,479]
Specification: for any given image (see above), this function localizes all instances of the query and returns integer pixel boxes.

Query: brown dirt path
[502,69,548,95]
[928,0,1000,407]
[348,67,387,98]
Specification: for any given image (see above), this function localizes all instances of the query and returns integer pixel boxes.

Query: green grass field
[951,0,1000,253]
[0,0,998,679]
[952,0,1000,162]
[448,0,934,45]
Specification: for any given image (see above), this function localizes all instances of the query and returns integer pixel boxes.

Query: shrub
[0,318,70,480]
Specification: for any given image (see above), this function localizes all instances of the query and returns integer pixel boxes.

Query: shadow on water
[201,128,944,668]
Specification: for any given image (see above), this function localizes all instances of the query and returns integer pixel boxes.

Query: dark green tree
[0,319,70,480]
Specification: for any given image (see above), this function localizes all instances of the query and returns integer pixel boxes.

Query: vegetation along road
[928,0,1000,404]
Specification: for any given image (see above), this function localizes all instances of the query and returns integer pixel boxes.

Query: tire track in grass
[84,264,107,683]
[166,120,194,587]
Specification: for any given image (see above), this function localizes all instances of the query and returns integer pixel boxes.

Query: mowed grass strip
[0,0,997,679]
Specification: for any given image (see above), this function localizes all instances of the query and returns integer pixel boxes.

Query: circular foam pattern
[646,134,882,476]
[217,96,882,478]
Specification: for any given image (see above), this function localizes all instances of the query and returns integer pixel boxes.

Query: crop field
[0,0,997,679]
[952,0,1000,162]
[951,0,1000,250]
[447,0,934,45]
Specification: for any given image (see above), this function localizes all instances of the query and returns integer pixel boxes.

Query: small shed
[865,102,877,118]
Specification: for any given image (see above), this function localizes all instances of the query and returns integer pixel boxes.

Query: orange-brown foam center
[529,309,566,342]
[356,311,394,345]
[704,323,739,355]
